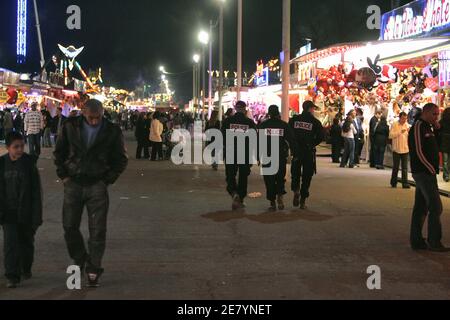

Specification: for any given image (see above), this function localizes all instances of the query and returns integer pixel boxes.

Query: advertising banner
[381,0,450,40]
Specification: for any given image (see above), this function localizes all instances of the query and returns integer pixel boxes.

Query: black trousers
[136,140,150,159]
[63,180,109,274]
[291,151,315,199]
[354,138,364,164]
[331,141,341,163]
[2,224,36,281]
[411,173,443,247]
[391,152,409,186]
[151,142,163,161]
[225,164,251,200]
[263,158,287,201]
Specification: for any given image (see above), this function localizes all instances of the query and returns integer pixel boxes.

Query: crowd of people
[0,105,69,157]
[0,97,448,291]
[327,102,450,189]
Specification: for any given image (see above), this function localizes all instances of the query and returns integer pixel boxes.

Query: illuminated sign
[297,43,312,57]
[381,0,450,40]
[255,61,269,87]
[439,50,450,88]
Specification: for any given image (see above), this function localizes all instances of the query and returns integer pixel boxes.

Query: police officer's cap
[303,100,316,112]
[268,105,280,117]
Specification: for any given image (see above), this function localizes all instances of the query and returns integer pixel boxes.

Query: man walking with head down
[54,99,128,287]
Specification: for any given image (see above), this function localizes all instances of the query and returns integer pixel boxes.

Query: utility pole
[281,0,291,122]
[208,20,214,119]
[237,0,242,101]
[218,3,224,122]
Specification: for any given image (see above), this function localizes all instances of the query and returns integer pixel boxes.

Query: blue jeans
[27,134,41,157]
[340,138,355,167]
[443,153,450,181]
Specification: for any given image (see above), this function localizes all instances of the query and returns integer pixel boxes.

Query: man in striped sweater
[24,103,44,158]
[408,103,447,252]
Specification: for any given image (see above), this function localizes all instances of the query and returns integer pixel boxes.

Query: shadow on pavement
[201,209,335,224]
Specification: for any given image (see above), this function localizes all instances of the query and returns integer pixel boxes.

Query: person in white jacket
[150,111,164,161]
[389,112,410,188]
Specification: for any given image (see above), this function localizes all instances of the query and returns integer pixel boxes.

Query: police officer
[258,105,298,211]
[221,101,257,210]
[289,101,324,209]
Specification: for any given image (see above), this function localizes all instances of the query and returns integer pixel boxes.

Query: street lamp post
[218,0,225,122]
[208,20,214,120]
[193,54,200,116]
[198,30,209,122]
[237,0,242,101]
[281,0,291,122]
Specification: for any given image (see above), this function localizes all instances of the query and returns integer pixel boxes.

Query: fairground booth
[290,0,450,163]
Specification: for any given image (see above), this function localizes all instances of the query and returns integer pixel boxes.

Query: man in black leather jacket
[54,99,128,287]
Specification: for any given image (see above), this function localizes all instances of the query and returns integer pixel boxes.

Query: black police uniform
[258,118,297,202]
[221,112,257,200]
[289,111,324,199]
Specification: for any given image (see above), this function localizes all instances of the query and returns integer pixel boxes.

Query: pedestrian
[54,99,128,287]
[340,112,357,169]
[24,103,44,158]
[0,110,4,142]
[289,101,324,210]
[150,111,164,161]
[390,112,410,188]
[372,116,390,169]
[369,110,382,168]
[135,112,150,160]
[224,108,234,120]
[3,108,14,137]
[258,105,297,211]
[408,103,447,252]
[121,111,128,131]
[51,107,66,144]
[330,117,343,163]
[41,107,53,148]
[205,110,221,170]
[354,108,365,166]
[0,131,43,288]
[439,108,450,182]
[221,101,257,210]
[13,111,23,135]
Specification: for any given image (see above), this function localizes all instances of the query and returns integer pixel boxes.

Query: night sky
[0,0,412,102]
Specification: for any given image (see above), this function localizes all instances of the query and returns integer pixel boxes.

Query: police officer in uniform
[258,105,298,211]
[221,101,257,210]
[289,101,324,209]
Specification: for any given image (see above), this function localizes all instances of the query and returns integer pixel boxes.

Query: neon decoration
[17,0,27,64]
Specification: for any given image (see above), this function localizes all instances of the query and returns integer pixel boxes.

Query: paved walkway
[0,133,449,299]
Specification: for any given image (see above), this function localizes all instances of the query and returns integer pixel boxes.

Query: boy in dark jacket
[0,132,43,288]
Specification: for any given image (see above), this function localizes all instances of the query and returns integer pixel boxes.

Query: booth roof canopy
[292,37,450,66]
